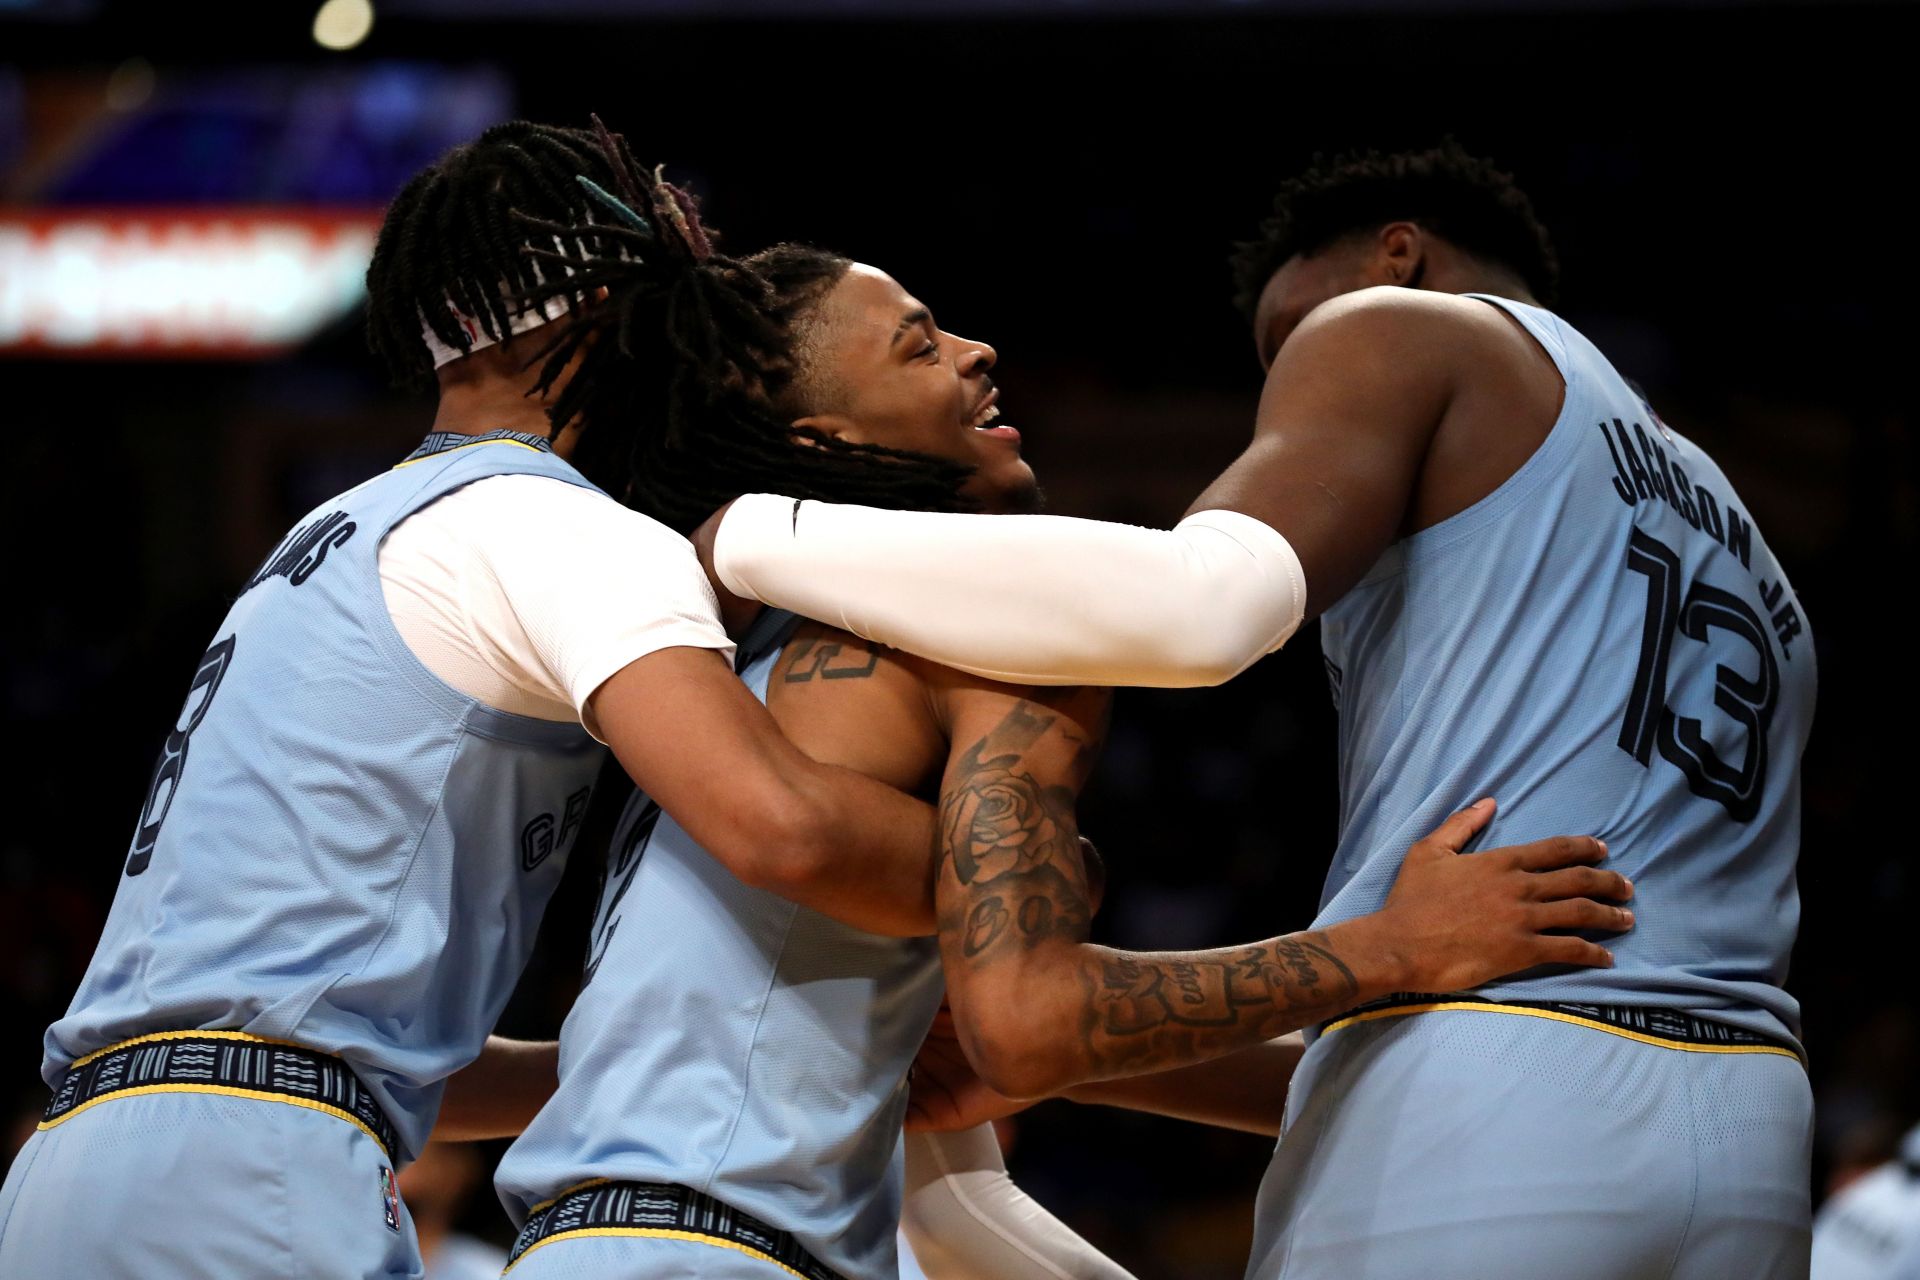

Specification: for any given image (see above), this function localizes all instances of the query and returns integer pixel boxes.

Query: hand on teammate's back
[1346,798,1634,995]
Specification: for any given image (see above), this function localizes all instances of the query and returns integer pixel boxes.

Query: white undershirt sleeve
[381,474,733,733]
[713,496,1305,689]
[900,1125,1138,1280]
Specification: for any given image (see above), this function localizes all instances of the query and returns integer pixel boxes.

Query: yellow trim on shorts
[524,1176,613,1217]
[502,1227,804,1277]
[67,1028,317,1070]
[391,437,544,469]
[1321,1000,1804,1062]
[36,1083,394,1158]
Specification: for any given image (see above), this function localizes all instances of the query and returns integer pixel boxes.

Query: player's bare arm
[1059,1033,1304,1137]
[1186,284,1563,611]
[932,683,1634,1100]
[434,1036,560,1141]
[908,1012,1304,1139]
[589,643,938,937]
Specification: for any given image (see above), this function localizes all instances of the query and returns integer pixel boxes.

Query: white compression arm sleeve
[713,496,1306,688]
[901,1126,1138,1280]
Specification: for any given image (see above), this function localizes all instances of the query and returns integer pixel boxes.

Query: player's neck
[1427,257,1539,307]
[430,375,555,440]
[430,338,581,456]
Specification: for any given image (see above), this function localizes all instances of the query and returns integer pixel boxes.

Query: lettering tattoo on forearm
[1097,940,1357,1035]
[1077,936,1359,1076]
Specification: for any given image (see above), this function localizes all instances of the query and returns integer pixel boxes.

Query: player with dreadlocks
[694,141,1817,1277]
[486,135,1634,1280]
[0,119,958,1280]
[364,121,972,520]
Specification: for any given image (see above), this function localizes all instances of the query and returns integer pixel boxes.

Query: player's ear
[1378,221,1426,289]
[791,412,871,448]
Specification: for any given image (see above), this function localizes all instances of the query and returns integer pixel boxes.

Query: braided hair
[366,120,616,388]
[374,117,974,530]
[1229,140,1560,320]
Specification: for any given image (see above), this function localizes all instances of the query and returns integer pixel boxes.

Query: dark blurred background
[3,1,1914,1276]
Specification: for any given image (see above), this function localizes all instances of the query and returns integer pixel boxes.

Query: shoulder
[770,624,1108,765]
[447,473,684,536]
[1267,288,1553,432]
[775,620,923,688]
[767,621,949,794]
[418,475,705,584]
[1290,286,1522,360]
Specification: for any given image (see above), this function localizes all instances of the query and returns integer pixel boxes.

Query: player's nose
[951,333,997,374]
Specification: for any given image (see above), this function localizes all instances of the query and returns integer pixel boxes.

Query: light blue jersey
[497,612,946,1280]
[1313,296,1815,1045]
[42,431,607,1161]
[1246,298,1817,1279]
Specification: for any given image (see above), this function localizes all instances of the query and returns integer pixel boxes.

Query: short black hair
[1229,140,1560,319]
[500,124,974,531]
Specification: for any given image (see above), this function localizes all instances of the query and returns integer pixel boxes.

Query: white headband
[421,226,627,369]
[420,292,575,370]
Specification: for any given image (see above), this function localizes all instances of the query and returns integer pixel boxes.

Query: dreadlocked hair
[366,120,625,388]
[506,125,976,532]
[1229,139,1560,320]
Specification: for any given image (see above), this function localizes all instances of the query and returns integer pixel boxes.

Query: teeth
[972,405,1001,428]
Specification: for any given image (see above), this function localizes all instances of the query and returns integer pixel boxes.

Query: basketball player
[698,143,1817,1277]
[0,122,954,1279]
[1812,1122,1920,1278]
[489,139,1632,1278]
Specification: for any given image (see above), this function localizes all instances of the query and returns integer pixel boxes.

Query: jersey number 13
[1618,530,1777,822]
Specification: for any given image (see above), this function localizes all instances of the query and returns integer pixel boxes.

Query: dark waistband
[43,1030,401,1161]
[1324,994,1804,1063]
[508,1180,845,1280]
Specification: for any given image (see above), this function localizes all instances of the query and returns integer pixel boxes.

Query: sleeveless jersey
[495,611,947,1280]
[1313,297,1815,1046]
[45,432,609,1160]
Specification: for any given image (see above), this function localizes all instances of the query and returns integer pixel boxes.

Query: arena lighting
[313,0,376,51]
[0,209,382,356]
[103,58,156,112]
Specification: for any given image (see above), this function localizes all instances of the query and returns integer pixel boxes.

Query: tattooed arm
[1060,1033,1301,1137]
[932,685,1635,1099]
[907,1009,1300,1139]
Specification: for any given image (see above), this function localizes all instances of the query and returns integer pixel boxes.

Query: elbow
[719,778,839,894]
[971,1036,1075,1103]
[1138,517,1303,686]
[1170,644,1253,689]
[1131,625,1265,689]
[954,994,1078,1101]
[1111,589,1285,688]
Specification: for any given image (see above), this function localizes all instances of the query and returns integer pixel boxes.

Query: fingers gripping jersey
[496,612,947,1280]
[46,433,610,1160]
[1313,298,1815,1046]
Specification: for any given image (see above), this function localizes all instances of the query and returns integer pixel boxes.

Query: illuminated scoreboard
[0,208,382,356]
